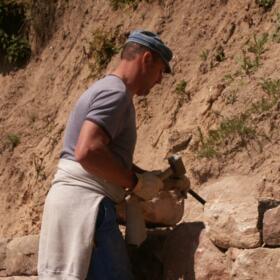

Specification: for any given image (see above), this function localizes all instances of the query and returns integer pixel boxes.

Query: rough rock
[194,230,229,280]
[182,175,263,223]
[5,235,39,276]
[0,277,38,280]
[204,198,260,249]
[129,229,170,280]
[0,238,10,277]
[263,205,280,246]
[229,248,280,280]
[117,190,184,226]
[140,190,184,225]
[162,222,205,279]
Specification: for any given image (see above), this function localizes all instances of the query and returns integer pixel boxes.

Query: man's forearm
[78,145,137,189]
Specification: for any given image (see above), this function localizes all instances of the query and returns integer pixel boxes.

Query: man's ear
[142,51,153,68]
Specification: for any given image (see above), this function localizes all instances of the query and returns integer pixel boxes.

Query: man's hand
[163,175,191,193]
[133,172,163,200]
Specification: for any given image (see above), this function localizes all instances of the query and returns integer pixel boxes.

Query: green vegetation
[197,127,218,158]
[200,49,209,61]
[109,0,140,10]
[197,78,280,158]
[7,133,20,149]
[0,1,31,67]
[256,0,275,10]
[222,71,242,85]
[239,33,268,75]
[88,29,124,74]
[239,50,257,75]
[32,155,47,180]
[215,46,225,62]
[223,74,234,83]
[272,13,280,43]
[260,78,280,98]
[247,33,268,66]
[197,114,255,158]
[225,91,238,105]
[251,97,275,113]
[175,80,187,95]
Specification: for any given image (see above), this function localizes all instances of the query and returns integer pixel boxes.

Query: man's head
[122,30,173,73]
[116,30,173,96]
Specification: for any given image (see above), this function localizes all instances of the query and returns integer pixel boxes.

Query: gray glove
[133,172,163,200]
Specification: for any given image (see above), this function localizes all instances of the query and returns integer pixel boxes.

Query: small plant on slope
[272,13,280,43]
[175,80,187,95]
[109,0,140,10]
[239,33,268,75]
[247,33,268,67]
[0,1,31,67]
[7,133,20,150]
[256,0,275,10]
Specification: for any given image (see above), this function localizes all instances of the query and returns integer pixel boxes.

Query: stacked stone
[0,235,38,280]
[162,176,280,280]
[0,176,279,280]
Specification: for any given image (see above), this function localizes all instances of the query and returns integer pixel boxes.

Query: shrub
[256,0,275,10]
[199,50,209,61]
[215,46,225,62]
[272,13,280,43]
[225,91,238,105]
[247,33,268,67]
[197,114,256,158]
[175,80,187,94]
[89,30,118,71]
[239,50,257,75]
[109,0,140,10]
[88,28,125,75]
[0,1,31,67]
[239,33,268,75]
[7,133,20,149]
[5,34,31,65]
[261,78,280,98]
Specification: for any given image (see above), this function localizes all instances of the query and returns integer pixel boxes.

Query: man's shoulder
[79,75,130,110]
[91,75,127,95]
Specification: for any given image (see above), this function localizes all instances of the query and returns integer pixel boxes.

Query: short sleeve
[86,90,129,139]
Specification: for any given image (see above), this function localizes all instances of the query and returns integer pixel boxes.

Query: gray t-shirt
[60,75,136,169]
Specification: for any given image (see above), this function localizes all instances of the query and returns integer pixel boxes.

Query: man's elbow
[74,145,102,166]
[75,146,89,164]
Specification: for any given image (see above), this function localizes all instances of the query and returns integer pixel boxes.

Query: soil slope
[0,0,280,237]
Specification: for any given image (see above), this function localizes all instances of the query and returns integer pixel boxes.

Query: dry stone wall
[0,178,279,279]
[0,235,38,279]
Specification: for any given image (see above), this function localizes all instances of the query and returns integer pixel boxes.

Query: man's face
[136,52,167,96]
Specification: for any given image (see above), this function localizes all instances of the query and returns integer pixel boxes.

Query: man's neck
[110,62,139,97]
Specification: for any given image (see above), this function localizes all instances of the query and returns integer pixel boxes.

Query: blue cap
[125,30,173,73]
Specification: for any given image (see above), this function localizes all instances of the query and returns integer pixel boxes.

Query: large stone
[182,175,263,223]
[194,230,229,280]
[140,190,184,225]
[204,198,260,249]
[229,248,280,280]
[129,229,170,280]
[0,277,38,280]
[162,222,205,279]
[0,238,10,277]
[5,235,39,276]
[117,190,184,226]
[263,205,280,246]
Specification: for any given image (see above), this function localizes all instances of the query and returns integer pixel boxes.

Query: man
[37,30,173,280]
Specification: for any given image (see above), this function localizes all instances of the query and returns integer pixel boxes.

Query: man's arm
[75,120,137,189]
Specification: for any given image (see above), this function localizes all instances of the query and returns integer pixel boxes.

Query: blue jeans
[86,197,134,280]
